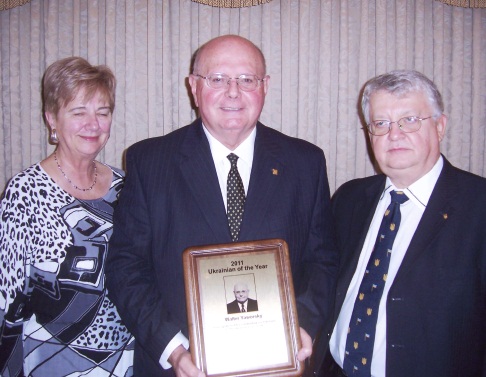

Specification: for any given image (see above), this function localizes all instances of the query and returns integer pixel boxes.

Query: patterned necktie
[227,153,246,242]
[241,303,246,313]
[343,190,409,376]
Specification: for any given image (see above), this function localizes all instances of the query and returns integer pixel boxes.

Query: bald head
[193,35,266,77]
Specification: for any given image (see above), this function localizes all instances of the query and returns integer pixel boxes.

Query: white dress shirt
[203,124,255,208]
[159,124,256,369]
[329,156,443,377]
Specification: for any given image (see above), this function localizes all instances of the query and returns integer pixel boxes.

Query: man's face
[189,36,269,150]
[368,90,446,188]
[233,284,249,303]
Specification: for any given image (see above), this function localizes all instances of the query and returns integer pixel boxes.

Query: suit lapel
[179,121,232,242]
[239,124,283,240]
[335,178,385,312]
[394,159,458,280]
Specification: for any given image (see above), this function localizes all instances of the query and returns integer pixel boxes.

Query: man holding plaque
[106,34,338,377]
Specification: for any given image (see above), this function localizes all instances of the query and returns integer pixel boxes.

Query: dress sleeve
[0,175,32,375]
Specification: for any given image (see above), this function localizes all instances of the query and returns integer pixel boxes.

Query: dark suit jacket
[227,298,259,314]
[106,120,338,376]
[319,158,486,377]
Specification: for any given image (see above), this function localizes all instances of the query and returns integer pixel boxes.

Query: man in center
[107,35,337,377]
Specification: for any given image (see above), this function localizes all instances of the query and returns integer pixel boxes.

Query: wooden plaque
[183,239,303,377]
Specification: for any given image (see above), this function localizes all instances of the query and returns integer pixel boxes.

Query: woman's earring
[50,128,59,144]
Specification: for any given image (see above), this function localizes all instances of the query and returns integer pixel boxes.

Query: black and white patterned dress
[0,163,134,377]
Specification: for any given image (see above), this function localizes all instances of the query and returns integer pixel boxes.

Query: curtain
[1,0,485,193]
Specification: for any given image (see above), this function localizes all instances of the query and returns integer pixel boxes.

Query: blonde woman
[0,57,133,377]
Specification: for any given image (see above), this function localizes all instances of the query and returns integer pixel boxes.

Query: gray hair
[361,70,444,124]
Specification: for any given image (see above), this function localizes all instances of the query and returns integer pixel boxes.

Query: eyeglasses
[194,73,265,92]
[367,116,434,136]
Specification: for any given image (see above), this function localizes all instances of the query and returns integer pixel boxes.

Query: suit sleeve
[106,146,179,365]
[295,150,339,339]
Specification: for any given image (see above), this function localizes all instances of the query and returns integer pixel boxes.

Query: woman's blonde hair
[42,56,116,116]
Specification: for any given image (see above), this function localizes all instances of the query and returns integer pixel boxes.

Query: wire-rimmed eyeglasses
[194,73,266,92]
[367,116,434,136]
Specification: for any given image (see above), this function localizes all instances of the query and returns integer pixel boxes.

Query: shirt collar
[202,124,256,166]
[383,155,444,208]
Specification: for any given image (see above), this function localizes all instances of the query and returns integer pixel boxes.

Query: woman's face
[46,88,112,160]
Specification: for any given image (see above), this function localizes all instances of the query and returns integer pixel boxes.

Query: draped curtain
[1,0,485,193]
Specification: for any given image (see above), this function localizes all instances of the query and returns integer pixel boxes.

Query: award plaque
[183,239,303,377]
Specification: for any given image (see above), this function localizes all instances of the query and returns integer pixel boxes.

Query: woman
[0,57,133,377]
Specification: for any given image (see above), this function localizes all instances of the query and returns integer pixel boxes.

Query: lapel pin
[442,213,448,220]
[272,169,278,175]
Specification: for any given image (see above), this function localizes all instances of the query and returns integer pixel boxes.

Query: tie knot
[227,153,239,167]
[390,190,409,205]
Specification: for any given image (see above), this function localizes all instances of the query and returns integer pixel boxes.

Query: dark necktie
[343,190,409,376]
[227,153,245,242]
[240,303,246,313]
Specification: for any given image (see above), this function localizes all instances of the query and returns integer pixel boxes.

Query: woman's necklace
[54,150,98,192]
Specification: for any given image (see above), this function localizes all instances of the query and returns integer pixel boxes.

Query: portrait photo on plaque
[224,275,259,315]
[183,239,303,377]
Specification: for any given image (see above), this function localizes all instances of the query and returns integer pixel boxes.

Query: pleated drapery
[1,0,485,193]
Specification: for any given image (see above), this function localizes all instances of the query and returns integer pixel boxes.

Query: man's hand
[296,327,313,362]
[169,345,206,377]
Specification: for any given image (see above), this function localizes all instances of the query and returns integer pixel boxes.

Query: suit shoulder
[331,175,384,219]
[452,165,486,184]
[259,124,323,155]
[333,175,384,199]
[128,124,191,154]
[449,165,486,197]
[257,125,327,176]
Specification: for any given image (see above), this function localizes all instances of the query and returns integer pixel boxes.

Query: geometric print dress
[0,163,134,377]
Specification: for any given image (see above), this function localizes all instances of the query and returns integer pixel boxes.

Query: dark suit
[106,120,338,376]
[226,298,259,314]
[319,158,486,377]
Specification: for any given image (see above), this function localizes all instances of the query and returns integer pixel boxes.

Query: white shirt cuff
[159,331,190,369]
